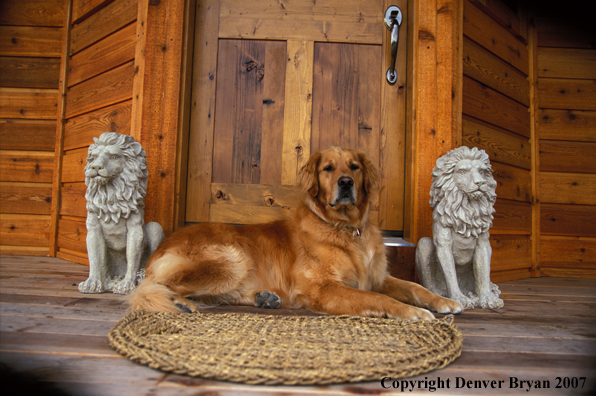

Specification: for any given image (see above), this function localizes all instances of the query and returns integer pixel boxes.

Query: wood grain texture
[462,116,531,170]
[0,26,62,57]
[491,161,531,203]
[70,0,137,55]
[490,236,532,272]
[537,78,596,112]
[540,172,596,205]
[541,204,596,238]
[65,61,134,119]
[0,214,51,247]
[0,120,56,151]
[0,183,52,215]
[57,218,87,255]
[0,57,60,89]
[68,22,136,87]
[491,199,531,235]
[0,152,54,183]
[538,109,596,142]
[540,236,596,271]
[463,37,529,106]
[60,148,87,184]
[0,88,58,120]
[0,0,65,27]
[537,48,596,80]
[463,75,530,138]
[463,0,528,75]
[72,0,111,23]
[281,40,314,187]
[63,101,132,151]
[539,141,596,174]
[536,17,595,49]
[59,183,87,218]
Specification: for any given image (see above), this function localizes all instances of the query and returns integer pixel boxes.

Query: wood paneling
[0,120,56,151]
[0,26,62,57]
[463,76,530,138]
[463,0,528,74]
[0,0,65,27]
[0,183,52,215]
[492,199,531,235]
[536,17,595,49]
[490,236,532,272]
[59,183,87,218]
[70,0,137,55]
[0,214,51,247]
[0,57,60,89]
[462,116,531,169]
[57,218,87,255]
[72,0,112,23]
[538,48,596,80]
[463,38,529,106]
[541,204,596,237]
[540,173,596,205]
[540,236,596,271]
[537,79,596,112]
[491,161,531,203]
[65,61,134,119]
[0,88,58,120]
[0,152,54,183]
[539,141,596,174]
[61,148,87,184]
[539,109,596,142]
[68,22,136,87]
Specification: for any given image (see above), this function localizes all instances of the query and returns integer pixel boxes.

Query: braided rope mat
[108,310,463,385]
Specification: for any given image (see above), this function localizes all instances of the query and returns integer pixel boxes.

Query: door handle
[384,5,402,85]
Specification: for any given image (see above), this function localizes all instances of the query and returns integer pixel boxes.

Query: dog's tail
[126,279,180,313]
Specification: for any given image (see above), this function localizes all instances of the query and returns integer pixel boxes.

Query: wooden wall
[535,13,596,277]
[460,0,533,282]
[0,0,64,256]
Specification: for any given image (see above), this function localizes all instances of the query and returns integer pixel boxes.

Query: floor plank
[1,255,595,395]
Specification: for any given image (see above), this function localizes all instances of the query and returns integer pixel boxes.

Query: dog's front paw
[429,297,464,315]
[255,291,282,309]
[402,306,435,320]
[78,278,105,293]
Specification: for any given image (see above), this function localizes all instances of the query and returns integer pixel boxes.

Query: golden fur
[128,147,462,319]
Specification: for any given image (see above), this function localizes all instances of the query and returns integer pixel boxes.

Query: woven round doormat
[108,310,463,385]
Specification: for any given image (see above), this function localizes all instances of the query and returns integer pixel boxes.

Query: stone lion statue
[79,132,164,294]
[415,146,503,309]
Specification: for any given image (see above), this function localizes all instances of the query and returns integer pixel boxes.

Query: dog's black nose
[338,176,354,190]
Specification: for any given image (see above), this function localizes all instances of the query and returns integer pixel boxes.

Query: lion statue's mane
[85,133,148,223]
[429,146,497,238]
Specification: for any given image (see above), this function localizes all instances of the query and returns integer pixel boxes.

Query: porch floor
[1,255,595,395]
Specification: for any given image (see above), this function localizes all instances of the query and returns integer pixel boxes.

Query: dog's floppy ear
[298,151,322,197]
[358,152,380,194]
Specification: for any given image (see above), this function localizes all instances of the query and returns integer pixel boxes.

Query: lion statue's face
[85,132,148,223]
[430,147,497,238]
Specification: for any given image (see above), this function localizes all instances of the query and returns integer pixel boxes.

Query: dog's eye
[349,163,360,171]
[323,165,334,172]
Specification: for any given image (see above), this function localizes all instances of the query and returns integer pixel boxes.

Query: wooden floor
[1,255,595,395]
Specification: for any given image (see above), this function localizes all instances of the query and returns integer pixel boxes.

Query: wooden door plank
[538,109,596,142]
[65,61,134,119]
[0,26,62,57]
[463,116,531,170]
[281,40,314,187]
[0,183,52,215]
[68,22,136,87]
[0,152,54,183]
[540,172,596,205]
[63,101,132,151]
[538,78,596,112]
[0,88,58,120]
[0,57,60,89]
[69,0,137,56]
[0,120,56,151]
[185,0,220,223]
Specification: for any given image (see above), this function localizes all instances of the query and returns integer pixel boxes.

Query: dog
[128,147,463,319]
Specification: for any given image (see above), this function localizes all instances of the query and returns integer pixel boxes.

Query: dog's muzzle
[330,176,356,207]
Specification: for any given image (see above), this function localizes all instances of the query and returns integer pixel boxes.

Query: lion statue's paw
[478,292,504,309]
[79,278,106,294]
[112,279,137,295]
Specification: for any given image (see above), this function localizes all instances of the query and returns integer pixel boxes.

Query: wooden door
[185,0,408,231]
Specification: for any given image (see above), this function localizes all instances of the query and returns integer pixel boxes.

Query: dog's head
[298,147,379,223]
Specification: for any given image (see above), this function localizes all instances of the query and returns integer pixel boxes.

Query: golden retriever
[128,147,463,319]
